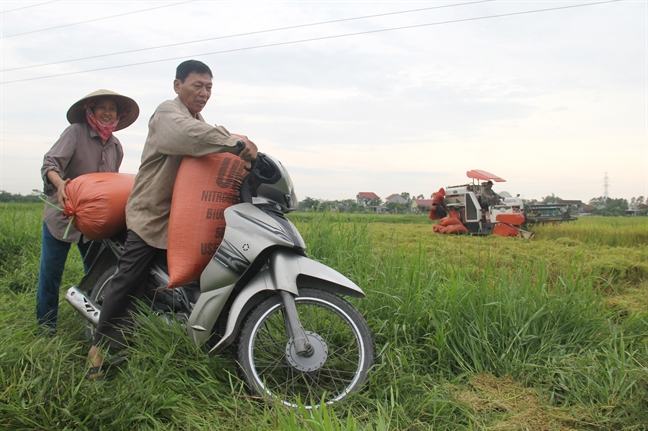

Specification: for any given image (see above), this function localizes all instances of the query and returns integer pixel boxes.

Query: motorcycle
[65,153,374,408]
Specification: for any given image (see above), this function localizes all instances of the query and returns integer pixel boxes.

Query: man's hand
[232,134,258,166]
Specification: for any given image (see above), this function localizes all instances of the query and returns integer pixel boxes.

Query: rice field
[1,203,646,430]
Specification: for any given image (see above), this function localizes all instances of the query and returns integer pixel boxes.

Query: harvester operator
[481,180,502,208]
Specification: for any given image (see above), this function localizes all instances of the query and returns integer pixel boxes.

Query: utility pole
[603,172,609,203]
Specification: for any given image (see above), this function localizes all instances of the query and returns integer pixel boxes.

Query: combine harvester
[429,169,534,238]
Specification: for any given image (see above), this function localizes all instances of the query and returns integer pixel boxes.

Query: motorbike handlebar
[233,140,246,155]
[240,153,281,204]
[250,154,281,184]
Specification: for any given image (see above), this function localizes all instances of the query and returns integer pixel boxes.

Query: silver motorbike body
[187,202,364,352]
[65,153,373,407]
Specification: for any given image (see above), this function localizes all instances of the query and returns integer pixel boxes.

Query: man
[87,60,257,378]
[428,188,448,220]
[481,180,502,208]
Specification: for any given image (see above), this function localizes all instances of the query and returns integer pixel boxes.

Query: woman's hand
[46,170,69,208]
[56,179,70,208]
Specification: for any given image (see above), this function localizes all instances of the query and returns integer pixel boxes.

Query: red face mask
[85,107,119,141]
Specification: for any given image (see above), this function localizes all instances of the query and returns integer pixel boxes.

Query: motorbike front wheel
[237,288,374,408]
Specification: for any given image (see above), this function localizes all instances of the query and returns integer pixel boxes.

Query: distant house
[356,192,385,212]
[412,199,434,213]
[356,192,381,206]
[580,203,594,214]
[385,194,409,205]
[626,208,648,216]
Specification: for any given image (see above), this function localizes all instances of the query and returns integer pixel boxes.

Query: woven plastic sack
[63,172,135,240]
[443,224,468,234]
[431,187,445,205]
[167,153,247,288]
[439,216,463,227]
[433,222,468,234]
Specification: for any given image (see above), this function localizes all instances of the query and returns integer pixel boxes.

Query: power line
[3,0,194,38]
[2,0,495,72]
[0,0,624,85]
[0,1,58,14]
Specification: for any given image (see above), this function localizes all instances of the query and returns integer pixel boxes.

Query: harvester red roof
[466,169,506,182]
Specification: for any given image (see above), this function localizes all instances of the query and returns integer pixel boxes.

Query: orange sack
[433,223,468,234]
[495,213,525,226]
[431,187,445,205]
[64,173,135,240]
[443,224,469,235]
[167,153,247,288]
[493,223,519,237]
[439,216,462,227]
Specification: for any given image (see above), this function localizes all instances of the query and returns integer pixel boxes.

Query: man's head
[174,60,213,116]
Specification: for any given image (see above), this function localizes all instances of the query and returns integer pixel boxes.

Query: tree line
[0,191,41,203]
[298,193,648,216]
[2,190,646,216]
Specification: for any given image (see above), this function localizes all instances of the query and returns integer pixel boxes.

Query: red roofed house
[356,192,381,207]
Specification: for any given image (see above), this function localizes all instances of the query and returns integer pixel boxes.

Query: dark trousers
[94,230,162,350]
[37,223,91,330]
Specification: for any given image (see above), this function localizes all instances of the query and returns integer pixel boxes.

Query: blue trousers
[36,223,91,330]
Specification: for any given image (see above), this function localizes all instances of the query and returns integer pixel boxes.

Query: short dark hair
[175,60,213,81]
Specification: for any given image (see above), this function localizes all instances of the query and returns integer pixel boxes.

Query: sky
[1,0,646,203]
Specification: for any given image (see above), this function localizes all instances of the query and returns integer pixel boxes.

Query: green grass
[289,211,431,225]
[531,216,648,247]
[1,204,647,430]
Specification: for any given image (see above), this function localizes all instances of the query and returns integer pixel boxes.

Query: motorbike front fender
[207,251,364,354]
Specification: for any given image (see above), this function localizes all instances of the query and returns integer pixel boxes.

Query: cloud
[1,0,646,202]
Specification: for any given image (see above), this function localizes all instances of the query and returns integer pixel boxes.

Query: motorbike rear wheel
[237,288,374,408]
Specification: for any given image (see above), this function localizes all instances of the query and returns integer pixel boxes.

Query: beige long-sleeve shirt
[41,123,123,242]
[126,97,240,249]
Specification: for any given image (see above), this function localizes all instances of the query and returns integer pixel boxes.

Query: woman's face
[92,98,118,124]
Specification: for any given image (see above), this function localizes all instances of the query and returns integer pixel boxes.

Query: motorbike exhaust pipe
[65,286,100,326]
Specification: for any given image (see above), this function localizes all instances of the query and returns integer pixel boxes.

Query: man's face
[174,72,212,115]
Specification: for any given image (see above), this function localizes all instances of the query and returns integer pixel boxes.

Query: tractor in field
[429,169,533,238]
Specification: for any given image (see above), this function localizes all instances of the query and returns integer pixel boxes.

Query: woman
[37,89,139,334]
